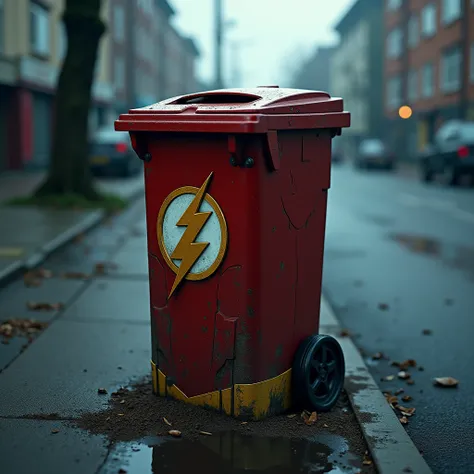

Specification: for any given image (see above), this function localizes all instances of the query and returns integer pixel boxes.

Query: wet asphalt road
[323,163,474,474]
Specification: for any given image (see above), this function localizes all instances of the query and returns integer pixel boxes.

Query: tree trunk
[35,0,105,199]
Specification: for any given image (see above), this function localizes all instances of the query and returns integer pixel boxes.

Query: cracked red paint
[139,121,335,397]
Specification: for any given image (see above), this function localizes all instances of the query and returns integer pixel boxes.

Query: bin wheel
[292,334,345,412]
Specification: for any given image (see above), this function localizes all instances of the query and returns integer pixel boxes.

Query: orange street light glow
[399,105,412,119]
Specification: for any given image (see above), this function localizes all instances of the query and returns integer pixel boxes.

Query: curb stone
[0,187,145,289]
[320,296,433,474]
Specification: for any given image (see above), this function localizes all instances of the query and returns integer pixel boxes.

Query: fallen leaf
[163,417,172,426]
[363,459,373,466]
[399,359,417,370]
[402,395,412,402]
[0,319,48,342]
[199,431,212,436]
[120,400,125,404]
[301,410,317,425]
[378,303,389,311]
[106,417,111,421]
[398,406,416,417]
[287,414,297,418]
[27,302,64,312]
[51,429,60,434]
[382,375,395,381]
[62,272,90,280]
[391,361,401,367]
[400,416,409,425]
[168,430,181,437]
[395,388,404,395]
[241,421,248,425]
[434,377,459,388]
[97,388,108,395]
[398,371,410,380]
[406,379,415,385]
[422,329,432,336]
[339,328,351,337]
[118,414,125,416]
[385,394,399,407]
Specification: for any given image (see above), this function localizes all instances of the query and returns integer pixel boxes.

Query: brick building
[384,0,474,158]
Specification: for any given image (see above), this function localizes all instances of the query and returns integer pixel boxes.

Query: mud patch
[73,377,373,469]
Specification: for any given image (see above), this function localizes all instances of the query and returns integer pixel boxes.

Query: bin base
[151,361,292,421]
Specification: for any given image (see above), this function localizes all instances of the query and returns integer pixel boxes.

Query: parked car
[89,127,140,177]
[354,139,396,170]
[418,120,474,186]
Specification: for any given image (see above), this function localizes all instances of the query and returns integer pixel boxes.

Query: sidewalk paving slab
[0,418,108,474]
[0,319,150,418]
[0,276,87,372]
[0,174,145,288]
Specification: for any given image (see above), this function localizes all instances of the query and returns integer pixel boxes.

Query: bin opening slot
[172,93,261,105]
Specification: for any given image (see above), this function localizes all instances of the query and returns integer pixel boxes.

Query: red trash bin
[115,87,351,420]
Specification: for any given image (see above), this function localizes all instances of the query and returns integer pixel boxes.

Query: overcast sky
[170,0,355,88]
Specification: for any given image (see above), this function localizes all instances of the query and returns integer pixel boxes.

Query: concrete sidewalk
[0,172,145,287]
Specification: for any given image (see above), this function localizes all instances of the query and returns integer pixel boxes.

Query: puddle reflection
[102,431,364,474]
[390,233,474,278]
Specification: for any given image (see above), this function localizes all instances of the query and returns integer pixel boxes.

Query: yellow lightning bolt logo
[168,172,214,298]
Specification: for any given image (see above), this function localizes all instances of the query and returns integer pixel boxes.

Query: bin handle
[266,130,280,171]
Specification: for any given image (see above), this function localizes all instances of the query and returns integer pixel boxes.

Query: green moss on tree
[35,0,106,200]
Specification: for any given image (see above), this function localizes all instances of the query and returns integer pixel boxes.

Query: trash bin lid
[115,87,350,134]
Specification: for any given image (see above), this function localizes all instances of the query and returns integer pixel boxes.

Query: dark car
[89,127,140,177]
[354,139,396,170]
[418,120,474,186]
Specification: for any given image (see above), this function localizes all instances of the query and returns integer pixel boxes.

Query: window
[0,0,4,53]
[30,2,50,56]
[421,4,437,38]
[408,15,419,48]
[114,57,125,90]
[408,70,418,102]
[387,76,401,109]
[442,0,462,25]
[422,63,434,97]
[114,5,125,42]
[441,47,461,92]
[471,43,474,82]
[387,28,403,58]
[387,0,402,11]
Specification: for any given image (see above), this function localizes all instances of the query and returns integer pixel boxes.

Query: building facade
[330,0,385,158]
[0,0,201,173]
[291,46,335,94]
[0,0,114,172]
[384,0,474,158]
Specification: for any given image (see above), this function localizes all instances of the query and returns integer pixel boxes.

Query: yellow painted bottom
[151,361,292,420]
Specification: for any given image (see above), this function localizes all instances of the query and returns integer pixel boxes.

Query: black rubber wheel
[292,334,345,412]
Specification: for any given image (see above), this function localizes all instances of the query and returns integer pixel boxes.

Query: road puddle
[390,233,474,278]
[101,431,365,473]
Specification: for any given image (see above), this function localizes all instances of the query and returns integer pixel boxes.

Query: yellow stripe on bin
[233,369,292,420]
[150,364,293,420]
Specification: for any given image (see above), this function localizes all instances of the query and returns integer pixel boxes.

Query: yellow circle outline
[157,185,228,282]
